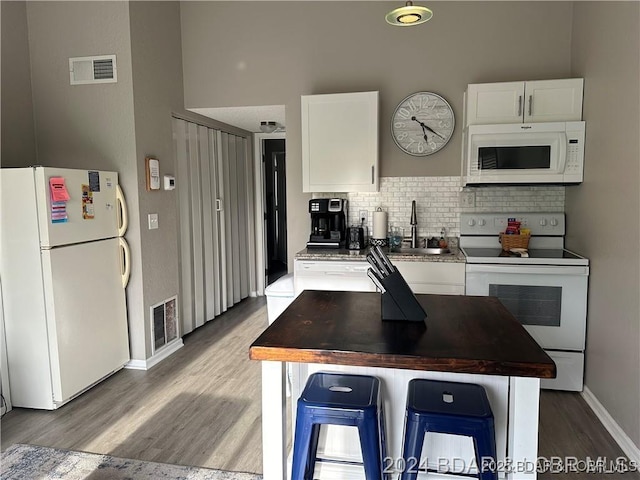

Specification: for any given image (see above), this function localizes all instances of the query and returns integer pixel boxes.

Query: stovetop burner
[459,212,589,266]
[461,247,588,265]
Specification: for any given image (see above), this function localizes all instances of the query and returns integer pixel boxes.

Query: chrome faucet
[410,200,418,248]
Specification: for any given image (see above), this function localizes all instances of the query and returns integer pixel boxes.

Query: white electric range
[460,212,589,391]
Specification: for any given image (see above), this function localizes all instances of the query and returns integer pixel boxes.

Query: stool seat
[401,379,497,480]
[301,372,378,408]
[408,379,493,418]
[292,372,387,480]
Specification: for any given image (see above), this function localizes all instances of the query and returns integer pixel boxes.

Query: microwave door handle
[557,134,568,172]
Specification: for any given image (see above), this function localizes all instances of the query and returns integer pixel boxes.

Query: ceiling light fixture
[385,1,433,26]
[260,121,278,134]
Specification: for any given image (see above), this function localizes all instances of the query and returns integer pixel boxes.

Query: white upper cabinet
[301,91,379,192]
[465,79,583,126]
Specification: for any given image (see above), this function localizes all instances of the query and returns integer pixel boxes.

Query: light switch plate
[148,213,159,230]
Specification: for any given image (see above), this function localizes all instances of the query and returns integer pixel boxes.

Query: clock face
[391,92,455,156]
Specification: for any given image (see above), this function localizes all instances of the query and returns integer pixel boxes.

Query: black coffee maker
[307,198,347,249]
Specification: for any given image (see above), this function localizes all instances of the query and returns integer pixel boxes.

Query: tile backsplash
[315,176,565,239]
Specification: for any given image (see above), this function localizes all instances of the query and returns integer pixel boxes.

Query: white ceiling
[189,105,286,133]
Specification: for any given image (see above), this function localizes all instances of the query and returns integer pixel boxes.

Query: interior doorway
[263,138,287,285]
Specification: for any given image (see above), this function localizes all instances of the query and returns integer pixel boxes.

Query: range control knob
[539,219,547,226]
[468,219,476,227]
[550,218,559,227]
[478,219,486,226]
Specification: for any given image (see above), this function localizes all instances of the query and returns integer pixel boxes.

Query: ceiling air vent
[69,54,117,85]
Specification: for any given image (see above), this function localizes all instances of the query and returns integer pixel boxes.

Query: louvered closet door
[220,132,234,308]
[198,125,218,321]
[215,131,228,312]
[208,129,223,317]
[174,118,253,336]
[236,136,250,299]
[187,122,206,329]
[173,118,194,334]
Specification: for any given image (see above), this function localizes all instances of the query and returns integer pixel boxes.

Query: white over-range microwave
[463,121,585,185]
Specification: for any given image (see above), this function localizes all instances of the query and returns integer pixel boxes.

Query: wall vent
[69,54,117,85]
[150,296,179,354]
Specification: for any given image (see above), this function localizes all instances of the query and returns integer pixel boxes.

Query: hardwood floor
[1,296,268,474]
[2,296,638,478]
[538,391,639,479]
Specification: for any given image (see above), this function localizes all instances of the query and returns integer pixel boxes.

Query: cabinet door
[302,91,378,192]
[524,78,583,123]
[466,82,525,125]
[393,261,466,295]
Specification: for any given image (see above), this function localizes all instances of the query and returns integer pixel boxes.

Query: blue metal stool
[400,379,497,480]
[291,372,387,480]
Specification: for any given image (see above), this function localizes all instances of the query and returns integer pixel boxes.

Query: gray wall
[1,1,37,166]
[1,1,250,361]
[566,2,640,449]
[20,1,148,359]
[128,1,183,357]
[180,1,574,267]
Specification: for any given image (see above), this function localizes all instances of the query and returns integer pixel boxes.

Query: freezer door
[35,167,119,247]
[41,238,130,405]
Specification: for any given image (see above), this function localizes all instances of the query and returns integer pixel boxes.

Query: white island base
[262,361,541,480]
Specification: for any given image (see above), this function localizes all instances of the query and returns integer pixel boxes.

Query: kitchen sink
[390,247,452,255]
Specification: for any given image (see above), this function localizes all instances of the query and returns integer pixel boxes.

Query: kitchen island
[250,290,555,480]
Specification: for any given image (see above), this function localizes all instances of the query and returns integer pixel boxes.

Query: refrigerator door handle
[119,237,131,288]
[116,184,128,236]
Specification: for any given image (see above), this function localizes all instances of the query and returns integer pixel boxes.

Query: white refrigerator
[0,167,131,409]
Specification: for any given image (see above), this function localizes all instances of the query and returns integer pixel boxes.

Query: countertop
[295,246,466,263]
[250,290,556,378]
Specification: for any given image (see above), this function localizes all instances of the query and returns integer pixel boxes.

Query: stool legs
[378,402,388,476]
[399,417,423,480]
[291,408,315,480]
[292,418,385,480]
[306,424,321,478]
[400,418,498,480]
[291,373,386,480]
[357,415,384,480]
[473,423,498,480]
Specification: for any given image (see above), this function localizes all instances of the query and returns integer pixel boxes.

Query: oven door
[465,264,588,351]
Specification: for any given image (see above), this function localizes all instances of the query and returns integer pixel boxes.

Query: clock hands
[411,116,446,140]
[423,124,446,140]
[417,121,429,143]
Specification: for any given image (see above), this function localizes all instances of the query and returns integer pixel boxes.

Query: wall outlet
[460,191,476,208]
[359,210,368,224]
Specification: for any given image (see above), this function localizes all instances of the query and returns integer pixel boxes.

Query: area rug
[1,444,263,480]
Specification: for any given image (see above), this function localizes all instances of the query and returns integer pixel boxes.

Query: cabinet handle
[371,165,375,184]
[216,198,222,211]
[528,95,533,116]
[517,95,523,117]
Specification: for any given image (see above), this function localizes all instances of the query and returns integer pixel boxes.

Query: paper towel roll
[372,208,388,239]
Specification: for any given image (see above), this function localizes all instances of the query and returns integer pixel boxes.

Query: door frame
[253,132,286,297]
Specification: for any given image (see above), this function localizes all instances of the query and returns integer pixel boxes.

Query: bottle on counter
[360,216,369,245]
[438,227,448,249]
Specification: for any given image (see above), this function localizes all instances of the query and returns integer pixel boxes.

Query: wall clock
[391,92,455,156]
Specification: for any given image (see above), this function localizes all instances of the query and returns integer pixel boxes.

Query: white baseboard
[124,339,184,371]
[582,386,640,463]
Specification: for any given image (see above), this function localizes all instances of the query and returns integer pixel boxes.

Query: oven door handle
[466,264,589,275]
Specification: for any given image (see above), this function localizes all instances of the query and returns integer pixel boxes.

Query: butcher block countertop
[250,290,556,379]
